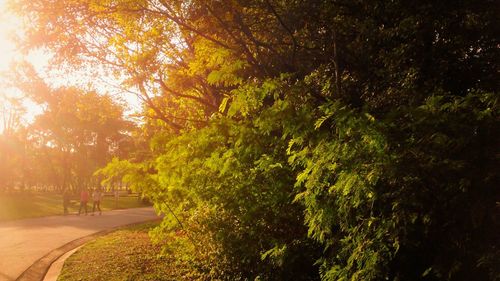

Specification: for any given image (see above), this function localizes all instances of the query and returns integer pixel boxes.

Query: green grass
[57,222,194,281]
[0,192,150,221]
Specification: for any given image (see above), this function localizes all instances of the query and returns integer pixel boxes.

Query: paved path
[0,207,159,281]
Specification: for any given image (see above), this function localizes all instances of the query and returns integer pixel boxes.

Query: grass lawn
[0,192,150,221]
[58,223,194,281]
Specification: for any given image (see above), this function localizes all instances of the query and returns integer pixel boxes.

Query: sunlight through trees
[1,0,498,280]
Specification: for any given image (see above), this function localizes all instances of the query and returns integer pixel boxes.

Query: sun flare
[0,0,19,72]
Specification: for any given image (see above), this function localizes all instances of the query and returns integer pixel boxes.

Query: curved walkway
[0,207,159,281]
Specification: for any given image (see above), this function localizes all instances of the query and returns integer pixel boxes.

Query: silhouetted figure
[92,188,102,215]
[78,188,89,215]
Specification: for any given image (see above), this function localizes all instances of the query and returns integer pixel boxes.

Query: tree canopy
[0,84,134,191]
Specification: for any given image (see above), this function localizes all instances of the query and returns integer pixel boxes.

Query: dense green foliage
[13,0,499,280]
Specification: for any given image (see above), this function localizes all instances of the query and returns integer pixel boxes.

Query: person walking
[78,188,89,215]
[92,188,102,215]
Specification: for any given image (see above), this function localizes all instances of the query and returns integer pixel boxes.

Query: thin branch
[162,200,198,247]
[332,28,342,96]
[152,1,235,51]
[263,0,298,66]
[155,71,218,111]
[202,3,261,68]
[135,81,183,132]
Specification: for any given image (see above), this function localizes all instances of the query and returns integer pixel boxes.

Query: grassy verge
[0,192,150,221]
[57,222,194,281]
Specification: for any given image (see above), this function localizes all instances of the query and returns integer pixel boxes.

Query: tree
[0,95,27,191]
[26,86,133,191]
[14,0,499,280]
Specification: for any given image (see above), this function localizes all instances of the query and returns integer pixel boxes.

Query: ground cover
[57,222,194,281]
[0,192,150,221]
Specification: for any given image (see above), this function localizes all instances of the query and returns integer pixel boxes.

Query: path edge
[16,218,161,281]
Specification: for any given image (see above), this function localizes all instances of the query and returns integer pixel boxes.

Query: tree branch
[263,0,298,63]
[135,81,183,132]
[155,71,218,111]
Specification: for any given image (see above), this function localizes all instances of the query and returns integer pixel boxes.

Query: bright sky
[0,0,142,133]
[0,0,47,134]
[0,0,32,133]
[0,0,21,76]
[0,0,18,73]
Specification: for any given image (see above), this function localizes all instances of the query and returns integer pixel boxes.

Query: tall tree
[27,87,133,191]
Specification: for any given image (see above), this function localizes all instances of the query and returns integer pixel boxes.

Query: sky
[0,0,34,132]
[0,0,12,58]
[0,0,50,132]
[0,0,19,73]
[0,0,142,133]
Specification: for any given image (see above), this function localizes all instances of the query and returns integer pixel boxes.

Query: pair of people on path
[78,188,103,215]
